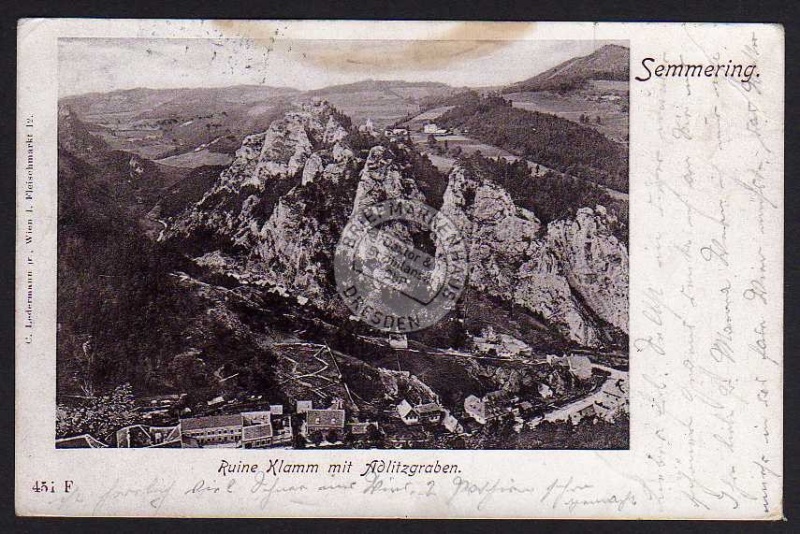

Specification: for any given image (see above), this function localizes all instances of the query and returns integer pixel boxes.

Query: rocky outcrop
[438,162,628,347]
[168,101,353,248]
[351,146,426,215]
[546,206,628,333]
[246,155,360,306]
[168,102,627,349]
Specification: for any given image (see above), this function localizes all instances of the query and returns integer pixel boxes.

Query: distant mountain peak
[504,44,629,93]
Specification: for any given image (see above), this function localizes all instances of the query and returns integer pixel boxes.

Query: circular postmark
[334,199,469,333]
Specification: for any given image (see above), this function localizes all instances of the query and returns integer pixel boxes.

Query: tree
[168,349,208,390]
[56,383,138,441]
[366,424,384,447]
[426,134,437,148]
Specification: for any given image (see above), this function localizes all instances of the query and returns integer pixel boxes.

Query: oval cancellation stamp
[334,199,469,333]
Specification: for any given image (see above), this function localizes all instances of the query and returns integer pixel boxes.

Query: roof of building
[56,434,108,448]
[181,414,243,431]
[464,394,481,405]
[397,399,415,418]
[296,400,313,411]
[442,414,462,432]
[243,423,273,441]
[415,403,443,414]
[269,405,284,415]
[306,409,345,428]
[464,392,509,421]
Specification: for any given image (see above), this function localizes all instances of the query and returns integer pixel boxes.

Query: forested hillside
[436,93,628,193]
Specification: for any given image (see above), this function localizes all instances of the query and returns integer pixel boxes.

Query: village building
[442,413,463,434]
[115,424,152,448]
[242,422,274,448]
[241,411,271,424]
[207,396,226,408]
[388,333,408,349]
[152,425,182,445]
[360,118,375,134]
[179,414,243,448]
[304,408,346,434]
[415,403,445,424]
[384,424,431,448]
[422,122,449,135]
[115,424,181,448]
[397,399,444,426]
[397,399,419,425]
[464,390,511,425]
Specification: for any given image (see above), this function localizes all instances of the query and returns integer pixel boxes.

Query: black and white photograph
[15,18,785,519]
[55,37,631,451]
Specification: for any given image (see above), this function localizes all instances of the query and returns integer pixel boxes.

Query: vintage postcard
[16,20,783,518]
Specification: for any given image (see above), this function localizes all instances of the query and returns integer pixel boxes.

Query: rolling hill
[503,44,629,93]
[304,79,466,128]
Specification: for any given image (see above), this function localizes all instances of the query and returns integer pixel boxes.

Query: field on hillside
[314,91,424,130]
[505,91,628,144]
[156,148,233,168]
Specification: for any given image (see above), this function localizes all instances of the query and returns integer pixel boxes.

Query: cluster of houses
[109,405,292,449]
[389,390,535,443]
[361,117,462,144]
[388,353,625,440]
[295,398,379,441]
[56,352,627,449]
[56,399,381,449]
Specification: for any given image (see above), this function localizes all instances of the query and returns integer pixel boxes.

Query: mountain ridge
[503,44,629,93]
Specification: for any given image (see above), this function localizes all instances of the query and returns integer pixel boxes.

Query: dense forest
[461,154,628,243]
[436,93,628,193]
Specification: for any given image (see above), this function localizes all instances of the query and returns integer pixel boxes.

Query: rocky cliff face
[167,101,627,349]
[169,101,354,250]
[545,206,628,334]
[438,161,628,347]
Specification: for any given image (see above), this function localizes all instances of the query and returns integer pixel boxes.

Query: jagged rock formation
[438,161,628,347]
[167,100,627,348]
[169,101,355,250]
[546,206,628,333]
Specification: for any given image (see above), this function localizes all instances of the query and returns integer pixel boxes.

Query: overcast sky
[59,38,627,96]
